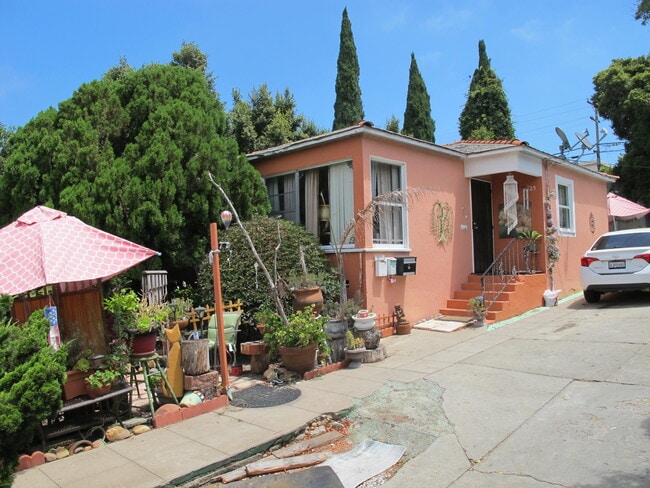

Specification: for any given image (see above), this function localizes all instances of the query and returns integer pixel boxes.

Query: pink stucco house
[248,122,614,324]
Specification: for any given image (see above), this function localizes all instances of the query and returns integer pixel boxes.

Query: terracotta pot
[291,287,324,313]
[396,321,412,335]
[86,383,111,398]
[130,331,158,356]
[63,370,91,401]
[279,343,318,375]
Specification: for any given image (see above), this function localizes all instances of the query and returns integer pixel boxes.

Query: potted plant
[394,304,412,335]
[262,305,331,375]
[85,368,121,398]
[62,343,92,401]
[104,289,169,361]
[468,296,487,327]
[287,270,325,314]
[518,229,542,273]
[344,329,365,367]
[169,296,193,330]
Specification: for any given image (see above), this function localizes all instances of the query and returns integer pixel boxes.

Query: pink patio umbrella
[0,206,159,296]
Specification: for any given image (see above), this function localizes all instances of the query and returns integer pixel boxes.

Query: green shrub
[0,303,67,485]
[196,215,338,314]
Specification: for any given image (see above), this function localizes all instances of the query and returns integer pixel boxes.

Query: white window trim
[555,175,575,237]
[370,156,408,249]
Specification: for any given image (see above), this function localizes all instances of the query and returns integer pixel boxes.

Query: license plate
[608,260,626,269]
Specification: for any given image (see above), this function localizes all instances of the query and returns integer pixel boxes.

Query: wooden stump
[181,339,210,376]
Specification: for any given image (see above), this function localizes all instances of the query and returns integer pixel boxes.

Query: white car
[580,228,650,303]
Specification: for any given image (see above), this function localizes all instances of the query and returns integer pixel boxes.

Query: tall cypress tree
[459,40,515,140]
[402,52,435,142]
[332,8,364,130]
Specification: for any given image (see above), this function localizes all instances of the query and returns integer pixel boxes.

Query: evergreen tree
[0,50,269,281]
[459,40,515,140]
[593,55,650,205]
[402,52,435,142]
[385,115,400,133]
[332,8,364,130]
[228,85,324,153]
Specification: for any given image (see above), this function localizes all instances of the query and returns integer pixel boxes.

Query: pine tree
[402,52,435,142]
[332,8,364,130]
[459,40,515,140]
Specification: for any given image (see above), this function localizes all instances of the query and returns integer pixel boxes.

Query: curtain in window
[372,163,402,245]
[305,169,319,235]
[329,163,354,245]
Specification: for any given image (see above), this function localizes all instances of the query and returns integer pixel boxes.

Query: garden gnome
[162,324,184,398]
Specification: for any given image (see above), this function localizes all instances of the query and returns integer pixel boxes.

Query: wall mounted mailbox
[375,256,397,276]
[395,256,417,275]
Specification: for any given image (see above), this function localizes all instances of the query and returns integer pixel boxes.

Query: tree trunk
[181,339,210,376]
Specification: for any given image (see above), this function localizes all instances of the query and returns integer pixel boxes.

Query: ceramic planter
[278,343,318,375]
[63,370,91,401]
[345,348,366,368]
[291,287,324,314]
[130,331,158,357]
[352,312,377,331]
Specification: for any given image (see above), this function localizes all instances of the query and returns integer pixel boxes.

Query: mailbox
[395,257,417,276]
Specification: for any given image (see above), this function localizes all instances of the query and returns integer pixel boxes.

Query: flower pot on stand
[352,312,377,331]
[63,370,91,401]
[345,348,366,368]
[130,331,158,357]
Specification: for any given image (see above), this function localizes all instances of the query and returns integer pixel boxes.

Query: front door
[471,179,494,274]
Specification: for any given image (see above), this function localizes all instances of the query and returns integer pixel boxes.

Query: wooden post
[210,222,230,391]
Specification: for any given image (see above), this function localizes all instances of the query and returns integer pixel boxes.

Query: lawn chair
[207,312,242,367]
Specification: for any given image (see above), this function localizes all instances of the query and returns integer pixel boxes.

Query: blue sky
[2,1,648,164]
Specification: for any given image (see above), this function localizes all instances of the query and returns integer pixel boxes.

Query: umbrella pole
[210,223,230,395]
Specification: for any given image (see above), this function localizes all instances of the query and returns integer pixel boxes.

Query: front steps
[439,273,548,324]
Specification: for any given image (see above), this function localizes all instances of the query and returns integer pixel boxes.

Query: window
[555,176,575,236]
[371,160,406,247]
[265,162,353,246]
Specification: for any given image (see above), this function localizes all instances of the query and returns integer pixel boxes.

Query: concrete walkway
[15,292,650,487]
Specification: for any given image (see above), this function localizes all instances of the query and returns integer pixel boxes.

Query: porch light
[503,174,519,235]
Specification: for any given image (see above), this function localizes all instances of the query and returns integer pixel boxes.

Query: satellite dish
[555,127,571,151]
[575,131,593,150]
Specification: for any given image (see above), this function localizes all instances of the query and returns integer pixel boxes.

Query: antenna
[575,130,593,150]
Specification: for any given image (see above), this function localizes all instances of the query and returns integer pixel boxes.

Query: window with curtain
[265,162,353,247]
[371,160,405,246]
[555,176,575,236]
[266,173,298,223]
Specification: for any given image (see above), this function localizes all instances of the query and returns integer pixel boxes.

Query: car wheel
[583,289,601,303]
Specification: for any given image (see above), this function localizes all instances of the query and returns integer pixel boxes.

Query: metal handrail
[480,238,535,311]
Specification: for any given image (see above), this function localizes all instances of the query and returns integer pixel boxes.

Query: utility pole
[589,101,603,171]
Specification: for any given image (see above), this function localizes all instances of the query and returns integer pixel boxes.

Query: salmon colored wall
[252,133,611,321]
[543,161,610,297]
[253,133,470,323]
[491,173,548,273]
[343,134,472,322]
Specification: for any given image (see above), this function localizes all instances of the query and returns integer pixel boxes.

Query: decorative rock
[132,424,152,435]
[357,327,381,349]
[155,403,181,416]
[105,425,131,442]
[55,447,70,459]
[91,439,106,449]
[44,452,57,462]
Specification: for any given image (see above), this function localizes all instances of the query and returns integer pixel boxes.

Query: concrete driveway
[384,291,650,487]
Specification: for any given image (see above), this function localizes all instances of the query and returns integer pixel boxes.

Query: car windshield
[592,232,650,250]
